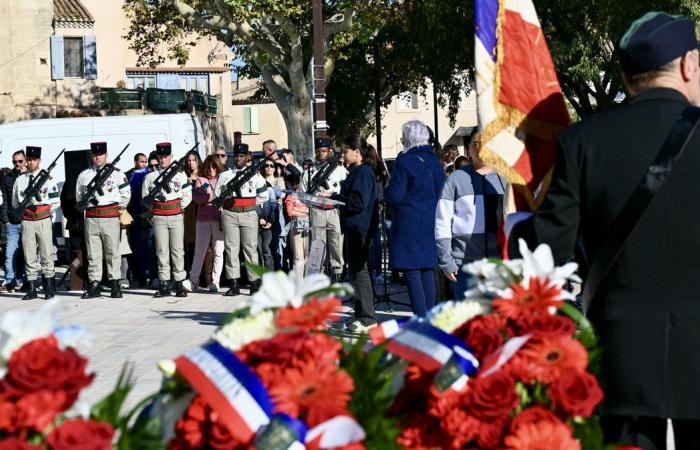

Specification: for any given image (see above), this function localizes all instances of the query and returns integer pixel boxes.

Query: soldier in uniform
[300,137,348,282]
[215,143,268,296]
[11,146,60,300]
[142,142,192,298]
[75,142,131,299]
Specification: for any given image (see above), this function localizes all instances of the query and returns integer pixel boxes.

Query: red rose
[466,371,519,421]
[513,313,576,338]
[476,417,508,449]
[549,370,604,417]
[46,419,114,450]
[0,337,93,410]
[0,438,40,450]
[169,396,249,450]
[0,401,17,433]
[510,405,561,433]
[455,314,507,360]
[15,389,67,431]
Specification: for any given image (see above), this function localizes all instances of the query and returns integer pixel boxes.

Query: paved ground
[0,278,412,410]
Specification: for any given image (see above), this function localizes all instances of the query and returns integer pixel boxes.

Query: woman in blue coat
[385,120,445,316]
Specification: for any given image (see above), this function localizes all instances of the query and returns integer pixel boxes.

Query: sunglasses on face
[12,160,24,165]
[215,153,226,158]
[263,164,275,168]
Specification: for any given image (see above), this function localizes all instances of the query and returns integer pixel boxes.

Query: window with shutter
[243,106,259,134]
[64,37,84,78]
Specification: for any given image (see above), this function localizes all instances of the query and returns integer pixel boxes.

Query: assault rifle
[211,157,269,209]
[76,143,130,211]
[306,156,339,194]
[141,143,199,210]
[17,148,65,214]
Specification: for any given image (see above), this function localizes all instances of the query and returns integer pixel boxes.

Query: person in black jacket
[321,134,379,333]
[508,12,700,449]
[0,150,27,292]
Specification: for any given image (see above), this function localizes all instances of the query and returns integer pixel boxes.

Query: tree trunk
[280,98,314,160]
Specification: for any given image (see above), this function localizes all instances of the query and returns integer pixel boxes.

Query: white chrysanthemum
[463,259,523,296]
[429,300,491,333]
[0,300,58,376]
[213,310,276,351]
[249,267,333,315]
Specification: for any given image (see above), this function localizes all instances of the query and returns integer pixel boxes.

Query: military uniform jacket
[300,163,348,195]
[141,167,192,209]
[215,167,269,204]
[510,88,700,419]
[11,170,60,214]
[76,165,131,213]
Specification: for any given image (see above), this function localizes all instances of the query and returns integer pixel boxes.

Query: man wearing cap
[508,12,700,447]
[300,138,348,282]
[75,142,131,299]
[142,142,192,297]
[11,146,61,300]
[215,143,268,296]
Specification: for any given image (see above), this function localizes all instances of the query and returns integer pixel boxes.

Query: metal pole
[433,81,439,143]
[312,0,327,139]
[374,41,382,158]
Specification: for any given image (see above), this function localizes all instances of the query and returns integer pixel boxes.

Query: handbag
[582,106,700,311]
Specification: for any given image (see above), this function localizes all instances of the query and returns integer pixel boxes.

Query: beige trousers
[290,220,309,274]
[222,209,259,281]
[21,218,54,281]
[152,214,186,282]
[84,216,121,281]
[190,220,225,287]
[310,208,343,274]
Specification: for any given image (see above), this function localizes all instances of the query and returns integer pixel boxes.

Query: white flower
[213,310,277,351]
[54,324,93,352]
[157,359,177,378]
[518,239,580,288]
[0,301,58,375]
[463,259,523,296]
[249,267,333,315]
[428,300,491,333]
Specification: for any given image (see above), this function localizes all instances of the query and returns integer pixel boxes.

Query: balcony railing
[99,87,219,115]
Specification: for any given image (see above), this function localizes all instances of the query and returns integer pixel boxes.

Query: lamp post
[312,0,328,139]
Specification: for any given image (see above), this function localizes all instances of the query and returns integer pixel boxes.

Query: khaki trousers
[21,218,54,281]
[222,209,259,281]
[84,217,121,281]
[290,221,309,274]
[152,214,186,282]
[310,208,343,274]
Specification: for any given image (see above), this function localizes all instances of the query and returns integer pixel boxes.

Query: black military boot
[44,277,56,300]
[110,280,123,299]
[81,281,101,299]
[249,279,261,295]
[153,280,171,298]
[174,281,187,298]
[22,280,38,300]
[224,279,240,297]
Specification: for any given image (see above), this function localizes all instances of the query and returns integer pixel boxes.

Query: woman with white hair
[385,120,445,316]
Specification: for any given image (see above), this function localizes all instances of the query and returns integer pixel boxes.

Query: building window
[126,75,156,90]
[243,106,259,134]
[64,37,84,78]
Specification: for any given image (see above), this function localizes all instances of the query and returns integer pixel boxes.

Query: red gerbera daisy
[493,277,563,319]
[275,297,342,331]
[269,359,354,427]
[504,419,580,450]
[510,336,588,384]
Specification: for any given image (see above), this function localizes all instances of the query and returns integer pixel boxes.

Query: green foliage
[91,364,135,426]
[340,337,401,450]
[559,302,603,375]
[571,415,607,450]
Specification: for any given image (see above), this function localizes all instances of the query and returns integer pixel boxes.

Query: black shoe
[110,280,123,299]
[249,280,261,295]
[175,281,187,298]
[153,280,171,298]
[81,281,101,299]
[19,281,30,293]
[224,279,240,297]
[22,280,38,300]
[44,277,56,300]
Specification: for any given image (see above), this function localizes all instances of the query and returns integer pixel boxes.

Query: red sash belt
[85,203,120,218]
[22,204,51,221]
[153,199,182,216]
[223,197,256,212]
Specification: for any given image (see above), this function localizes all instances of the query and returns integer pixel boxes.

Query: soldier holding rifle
[214,143,268,296]
[11,146,61,300]
[75,142,131,299]
[141,142,192,298]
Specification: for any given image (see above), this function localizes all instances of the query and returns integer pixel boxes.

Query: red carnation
[504,418,580,450]
[455,313,507,360]
[466,370,519,421]
[46,419,114,450]
[0,438,40,450]
[168,396,247,450]
[493,278,563,319]
[0,336,93,410]
[510,336,588,384]
[510,405,561,433]
[397,413,446,450]
[275,297,341,331]
[549,370,604,417]
[476,417,509,449]
[512,313,576,338]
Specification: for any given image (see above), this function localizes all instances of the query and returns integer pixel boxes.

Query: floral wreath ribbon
[174,341,365,450]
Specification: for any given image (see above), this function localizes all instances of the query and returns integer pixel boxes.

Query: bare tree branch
[324,8,355,39]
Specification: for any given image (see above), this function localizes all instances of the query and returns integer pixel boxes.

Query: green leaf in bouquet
[559,302,605,375]
[514,381,532,412]
[571,415,606,450]
[116,393,164,450]
[91,363,135,427]
[244,262,269,278]
[340,336,401,450]
[222,306,252,325]
[305,284,354,301]
[531,381,550,405]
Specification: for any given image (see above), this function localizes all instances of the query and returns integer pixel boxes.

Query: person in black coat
[321,134,379,333]
[508,12,700,449]
[0,150,27,291]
